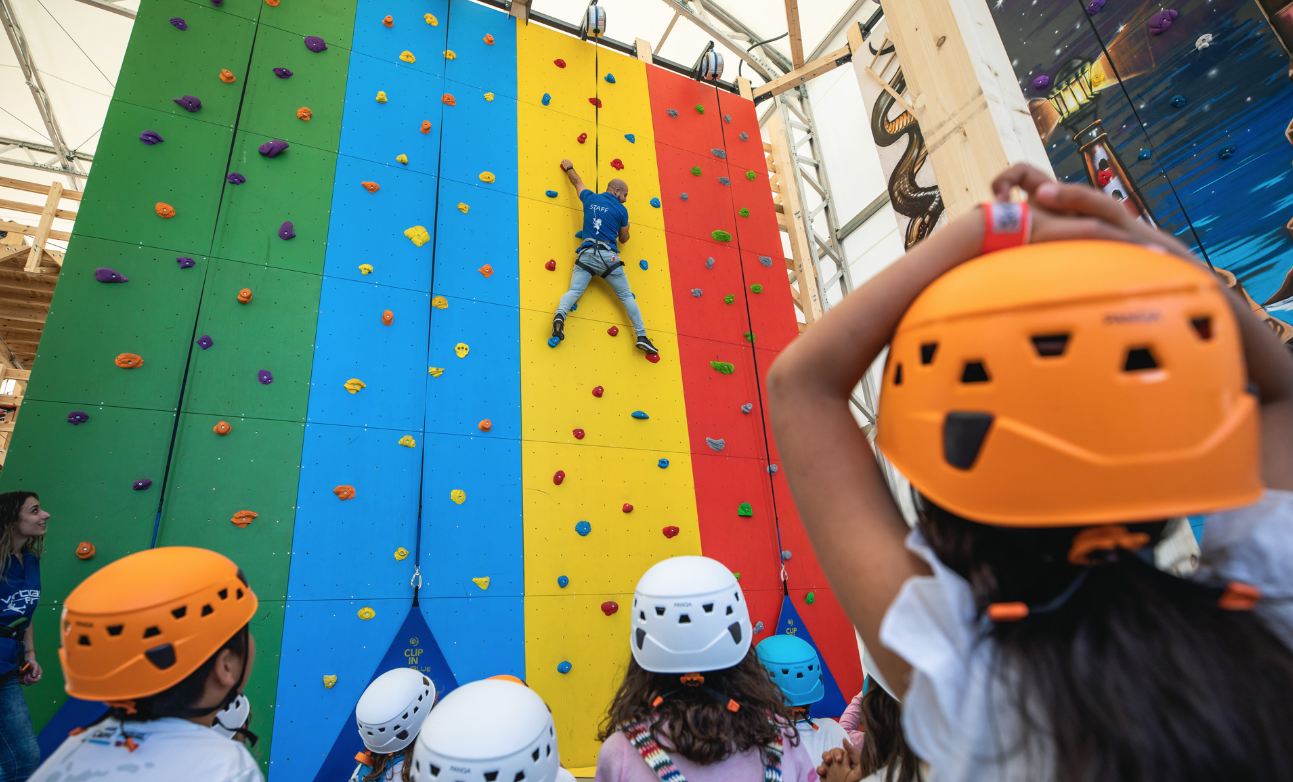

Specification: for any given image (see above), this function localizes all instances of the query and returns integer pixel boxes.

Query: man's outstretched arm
[561,158,587,195]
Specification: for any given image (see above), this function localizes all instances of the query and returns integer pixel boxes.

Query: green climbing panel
[258,0,359,52]
[237,23,352,153]
[27,236,209,410]
[179,258,321,422]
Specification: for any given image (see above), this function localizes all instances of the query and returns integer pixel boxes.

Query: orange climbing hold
[381,310,394,326]
[213,421,232,435]
[442,94,455,105]
[484,33,495,44]
[264,0,278,5]
[155,202,175,218]
[237,288,253,304]
[478,419,492,432]
[219,69,236,83]
[334,485,356,501]
[231,510,258,528]
[421,120,432,134]
[479,265,493,277]
[75,541,96,560]
[361,181,380,193]
[382,14,393,26]
[115,353,143,369]
[297,106,312,121]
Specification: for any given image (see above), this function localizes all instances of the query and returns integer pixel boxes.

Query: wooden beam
[0,220,70,242]
[752,45,851,101]
[509,0,531,22]
[737,77,753,101]
[767,114,822,325]
[25,181,61,274]
[0,198,77,221]
[0,308,47,326]
[0,176,82,201]
[635,38,653,64]
[0,335,24,370]
[784,0,805,68]
[0,276,56,295]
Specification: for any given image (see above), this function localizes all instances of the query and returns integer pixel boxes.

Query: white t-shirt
[29,716,263,782]
[557,768,577,782]
[793,717,850,768]
[879,489,1293,782]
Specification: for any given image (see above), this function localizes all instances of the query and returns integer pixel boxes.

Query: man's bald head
[607,178,629,204]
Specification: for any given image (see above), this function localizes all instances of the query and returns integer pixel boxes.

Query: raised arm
[560,158,587,196]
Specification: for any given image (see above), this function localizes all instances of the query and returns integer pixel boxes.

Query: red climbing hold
[622,503,633,513]
[381,309,394,325]
[573,428,585,440]
[663,526,679,538]
[577,133,588,144]
[589,97,602,108]
[553,470,565,485]
[607,326,619,337]
[646,352,660,364]
[610,158,624,170]
[591,385,604,397]
[1096,170,1113,187]
[601,601,619,616]
[554,58,566,68]
[545,259,557,271]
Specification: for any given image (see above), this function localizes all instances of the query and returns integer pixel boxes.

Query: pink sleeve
[594,731,631,782]
[840,692,865,748]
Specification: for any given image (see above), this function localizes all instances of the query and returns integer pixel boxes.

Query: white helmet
[860,642,897,701]
[410,679,559,782]
[357,668,437,754]
[211,693,250,740]
[631,556,751,673]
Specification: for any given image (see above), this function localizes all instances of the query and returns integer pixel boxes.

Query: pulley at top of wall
[581,1,606,39]
[693,40,725,82]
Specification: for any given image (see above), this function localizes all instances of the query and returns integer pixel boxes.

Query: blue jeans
[556,247,646,337]
[0,674,39,782]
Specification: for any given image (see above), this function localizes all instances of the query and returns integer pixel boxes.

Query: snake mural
[871,61,945,249]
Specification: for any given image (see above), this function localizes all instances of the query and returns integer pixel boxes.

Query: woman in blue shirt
[0,491,49,782]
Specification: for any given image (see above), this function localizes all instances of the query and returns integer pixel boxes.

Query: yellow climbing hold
[344,378,366,394]
[424,13,438,24]
[404,225,430,246]
[376,91,388,103]
[399,50,416,63]
[451,489,466,504]
[357,607,376,620]
[444,50,457,59]
[359,264,374,275]
[323,675,338,689]
[457,203,469,213]
[431,296,448,309]
[472,576,490,590]
[484,92,495,101]
[394,547,409,561]
[428,367,444,377]
[398,434,416,448]
[396,153,408,165]
[455,343,469,358]
[479,171,495,183]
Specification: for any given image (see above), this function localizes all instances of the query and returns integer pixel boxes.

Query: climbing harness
[621,716,784,782]
[575,241,625,279]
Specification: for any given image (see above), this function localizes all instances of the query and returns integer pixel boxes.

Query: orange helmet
[487,674,527,686]
[59,546,258,701]
[876,240,1261,527]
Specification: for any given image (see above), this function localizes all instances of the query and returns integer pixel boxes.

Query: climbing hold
[724,294,734,305]
[741,403,752,414]
[755,256,773,270]
[472,576,490,590]
[258,139,289,157]
[611,158,624,170]
[273,67,293,79]
[781,550,792,561]
[376,91,388,103]
[394,547,408,561]
[577,133,588,144]
[213,421,231,435]
[397,50,416,63]
[739,208,750,217]
[557,661,572,674]
[177,257,195,269]
[680,193,688,201]
[712,230,732,242]
[542,93,551,105]
[605,73,616,83]
[484,33,495,44]
[547,337,560,348]
[231,510,258,528]
[747,172,758,183]
[67,411,88,425]
[450,489,466,504]
[639,259,648,270]
[737,502,753,517]
[1149,8,1177,35]
[361,181,380,193]
[600,600,619,617]
[76,542,95,560]
[1033,75,1050,89]
[554,58,566,68]
[420,120,432,134]
[695,104,705,114]
[750,283,763,294]
[553,470,565,485]
[718,177,730,187]
[334,485,356,501]
[219,69,237,84]
[425,13,437,24]
[457,203,469,213]
[197,335,214,350]
[1138,149,1153,160]
[632,411,649,420]
[1196,33,1213,50]
[557,575,569,587]
[237,288,253,304]
[304,35,327,52]
[691,289,702,297]
[744,332,755,343]
[359,264,374,274]
[432,296,448,309]
[546,190,559,198]
[115,353,143,369]
[805,592,816,605]
[455,343,469,358]
[545,259,557,271]
[226,173,246,185]
[768,464,779,474]
[724,113,731,123]
[622,503,634,513]
[705,257,715,269]
[169,17,187,30]
[575,231,584,239]
[323,674,338,690]
[607,326,619,336]
[662,526,679,539]
[753,621,764,633]
[396,153,409,164]
[381,310,393,326]
[646,353,660,364]
[1171,95,1187,108]
[739,132,748,141]
[706,437,725,452]
[658,459,669,468]
[94,267,129,283]
[1096,170,1113,187]
[442,50,455,60]
[139,130,164,145]
[480,171,496,183]
[649,198,661,208]
[690,166,702,176]
[589,97,602,108]
[711,149,726,159]
[404,225,430,246]
[155,202,176,219]
[575,521,591,536]
[382,14,393,26]
[478,419,491,432]
[265,0,278,6]
[173,95,202,112]
[573,428,585,440]
[592,386,604,397]
[278,221,296,240]
[710,361,734,374]
[357,607,376,620]
[1086,0,1105,12]
[1219,144,1237,159]
[442,94,456,105]
[133,478,152,491]
[667,109,678,118]
[428,367,443,377]
[258,370,274,385]
[625,134,635,143]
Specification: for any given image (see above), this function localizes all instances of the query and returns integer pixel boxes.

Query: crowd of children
[4,163,1293,782]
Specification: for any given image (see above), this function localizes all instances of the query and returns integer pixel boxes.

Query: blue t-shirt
[579,189,629,252]
[0,552,39,676]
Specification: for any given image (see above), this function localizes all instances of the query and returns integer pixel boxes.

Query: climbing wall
[0,0,862,775]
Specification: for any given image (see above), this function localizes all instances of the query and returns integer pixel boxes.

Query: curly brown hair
[598,648,800,765]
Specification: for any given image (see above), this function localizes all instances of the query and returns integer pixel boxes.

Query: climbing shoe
[552,315,566,341]
[636,335,659,354]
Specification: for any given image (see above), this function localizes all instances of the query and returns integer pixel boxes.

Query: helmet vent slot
[920,343,938,364]
[201,604,214,617]
[171,607,186,619]
[532,747,541,761]
[960,362,990,383]
[636,628,647,649]
[484,773,497,781]
[726,606,733,615]
[143,626,160,638]
[796,672,804,678]
[546,744,551,756]
[727,622,743,644]
[678,614,691,623]
[703,603,714,613]
[893,363,903,385]
[1123,347,1158,371]
[639,611,646,620]
[943,412,995,470]
[781,668,790,674]
[428,763,439,776]
[1030,334,1069,357]
[107,625,123,636]
[1190,316,1213,340]
[145,643,176,669]
[655,606,666,616]
[395,729,408,741]
[78,634,91,646]
[236,588,244,599]
[218,589,228,600]
[515,773,526,781]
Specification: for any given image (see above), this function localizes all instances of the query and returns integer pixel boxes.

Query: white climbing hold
[1196,33,1213,50]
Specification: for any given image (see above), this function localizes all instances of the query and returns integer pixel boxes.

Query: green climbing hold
[695,103,705,114]
[739,208,750,217]
[712,230,732,242]
[750,284,763,294]
[724,294,734,305]
[746,171,756,181]
[744,332,755,343]
[710,361,735,375]
[737,502,753,516]
[734,572,741,579]
[805,592,816,604]
[690,166,702,176]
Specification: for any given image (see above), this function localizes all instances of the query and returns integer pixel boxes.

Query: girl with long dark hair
[0,491,48,782]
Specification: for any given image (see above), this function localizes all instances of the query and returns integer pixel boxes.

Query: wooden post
[26,181,61,274]
[737,77,753,101]
[783,0,805,68]
[509,0,531,22]
[864,2,1052,218]
[767,114,823,325]
[635,38,652,63]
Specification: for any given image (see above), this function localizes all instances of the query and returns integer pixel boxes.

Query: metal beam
[71,0,136,19]
[0,137,91,180]
[655,0,777,83]
[697,0,794,73]
[837,191,892,242]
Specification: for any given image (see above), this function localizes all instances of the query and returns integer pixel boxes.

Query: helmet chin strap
[650,672,741,713]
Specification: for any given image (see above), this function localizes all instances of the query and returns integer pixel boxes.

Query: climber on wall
[551,158,659,354]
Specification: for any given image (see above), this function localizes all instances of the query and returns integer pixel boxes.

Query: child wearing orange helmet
[768,164,1293,782]
[29,546,262,782]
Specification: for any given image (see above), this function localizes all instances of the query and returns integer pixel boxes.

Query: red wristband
[981,201,1031,254]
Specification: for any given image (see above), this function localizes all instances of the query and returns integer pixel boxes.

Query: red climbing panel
[676,336,767,460]
[653,142,737,244]
[718,88,765,173]
[646,66,725,157]
[664,232,747,343]
[739,250,799,353]
[690,451,782,593]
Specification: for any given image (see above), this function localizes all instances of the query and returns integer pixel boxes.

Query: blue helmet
[756,634,825,707]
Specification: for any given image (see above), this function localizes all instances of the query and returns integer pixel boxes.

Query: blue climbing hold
[542,93,551,105]
[625,134,635,143]
[658,459,670,468]
[639,259,648,270]
[1138,149,1152,160]
[691,289,702,297]
[547,336,560,348]
[571,302,578,310]
[632,411,649,419]
[1219,144,1237,159]
[649,197,661,208]
[575,521,591,536]
[557,575,569,588]
[557,661,572,674]
[575,230,584,239]
[546,190,558,197]
[1170,94,1187,108]
[605,73,616,83]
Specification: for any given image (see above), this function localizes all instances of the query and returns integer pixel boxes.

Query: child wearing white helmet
[350,668,437,781]
[595,555,819,781]
[756,634,851,766]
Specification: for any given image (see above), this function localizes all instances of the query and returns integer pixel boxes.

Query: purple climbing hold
[173,95,202,112]
[176,256,195,269]
[304,35,327,52]
[94,268,129,283]
[226,172,246,185]
[133,479,153,491]
[197,335,214,350]
[169,17,187,30]
[279,221,296,240]
[139,130,164,145]
[273,67,294,79]
[1033,75,1050,89]
[1086,0,1105,14]
[1149,8,1178,35]
[259,139,290,157]
[210,0,222,5]
[258,370,274,385]
[67,411,88,425]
